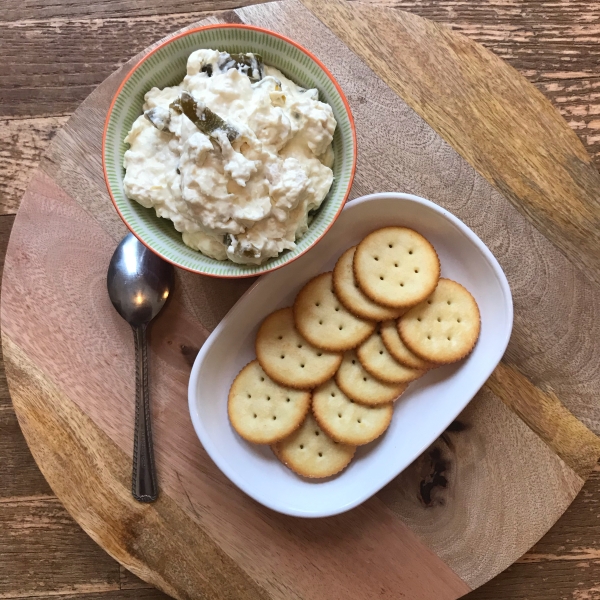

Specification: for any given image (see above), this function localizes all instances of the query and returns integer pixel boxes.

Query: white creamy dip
[123,49,336,265]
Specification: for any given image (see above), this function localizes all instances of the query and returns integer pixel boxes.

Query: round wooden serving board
[3,1,600,598]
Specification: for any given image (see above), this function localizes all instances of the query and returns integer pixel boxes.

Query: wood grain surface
[4,1,600,217]
[302,0,600,291]
[3,168,472,598]
[2,1,600,599]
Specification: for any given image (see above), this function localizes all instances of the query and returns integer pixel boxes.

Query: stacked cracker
[228,227,481,479]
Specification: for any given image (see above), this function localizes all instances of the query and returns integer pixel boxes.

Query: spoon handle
[132,324,158,502]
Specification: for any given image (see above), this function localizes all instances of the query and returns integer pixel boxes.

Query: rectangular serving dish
[188,192,513,517]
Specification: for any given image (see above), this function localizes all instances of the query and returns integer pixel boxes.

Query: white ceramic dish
[188,192,513,518]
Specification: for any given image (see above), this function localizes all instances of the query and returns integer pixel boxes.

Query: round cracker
[380,319,435,370]
[294,272,375,352]
[312,379,393,445]
[333,247,405,321]
[399,278,481,364]
[272,413,355,478]
[357,329,425,383]
[256,308,342,389]
[228,361,311,444]
[353,227,440,308]
[335,350,407,406]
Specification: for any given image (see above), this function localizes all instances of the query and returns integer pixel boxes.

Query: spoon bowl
[107,234,174,327]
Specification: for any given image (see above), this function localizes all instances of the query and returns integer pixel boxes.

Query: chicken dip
[122,50,337,265]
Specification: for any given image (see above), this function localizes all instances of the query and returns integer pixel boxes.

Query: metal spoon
[107,234,174,502]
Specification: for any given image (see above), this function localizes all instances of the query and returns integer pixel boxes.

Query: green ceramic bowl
[103,24,357,278]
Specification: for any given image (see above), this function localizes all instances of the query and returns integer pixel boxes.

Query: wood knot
[180,344,199,368]
[419,447,448,507]
[446,420,468,433]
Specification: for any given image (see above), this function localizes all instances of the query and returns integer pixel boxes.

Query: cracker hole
[315,431,319,436]
[414,269,419,273]
[363,377,367,381]
[335,307,340,312]
[400,282,404,287]
[447,337,451,341]
[352,360,356,364]
[357,419,362,424]
[379,350,383,355]
[447,301,452,305]
[394,263,398,268]
[300,364,305,368]
[315,302,320,306]
[409,250,413,254]
[253,413,257,418]
[318,452,323,457]
[319,320,323,325]
[437,317,441,322]
[273,416,276,420]
[350,400,354,403]
[338,413,342,418]
[331,392,335,397]
[280,355,285,359]
[248,394,251,398]
[297,344,303,348]
[286,398,290,402]
[417,318,422,322]
[457,318,461,323]
[317,352,322,356]
[260,377,264,381]
[427,300,432,305]
[278,335,283,340]
[267,396,271,401]
[339,326,343,330]
[380,276,384,280]
[427,335,431,340]
[374,256,379,261]
[300,444,304,449]
[388,244,393,248]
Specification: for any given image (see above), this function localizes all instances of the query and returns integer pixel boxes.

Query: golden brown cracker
[294,272,375,352]
[272,413,356,478]
[357,329,425,383]
[256,308,342,389]
[399,278,481,364]
[335,350,407,406]
[333,247,404,321]
[353,227,440,308]
[312,379,393,445]
[228,360,311,444]
[380,319,435,370]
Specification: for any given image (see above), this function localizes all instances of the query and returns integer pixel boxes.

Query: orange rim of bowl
[102,23,357,278]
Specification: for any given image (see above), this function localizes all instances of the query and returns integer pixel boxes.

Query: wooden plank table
[1,1,600,598]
